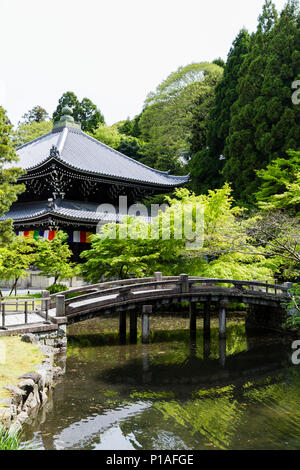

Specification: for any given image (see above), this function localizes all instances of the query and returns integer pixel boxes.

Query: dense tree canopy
[189,29,251,194]
[138,62,223,173]
[223,0,300,203]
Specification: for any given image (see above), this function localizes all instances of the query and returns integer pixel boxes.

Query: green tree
[12,120,53,147]
[255,150,300,214]
[91,122,146,161]
[223,0,300,203]
[138,62,223,172]
[80,185,274,282]
[20,105,49,124]
[91,123,122,149]
[53,91,104,132]
[189,29,251,194]
[79,97,105,133]
[80,216,183,282]
[35,231,77,284]
[118,138,145,161]
[0,107,25,245]
[0,237,36,295]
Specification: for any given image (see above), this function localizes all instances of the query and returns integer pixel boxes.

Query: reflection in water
[21,315,300,450]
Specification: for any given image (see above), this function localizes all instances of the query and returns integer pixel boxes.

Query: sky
[0,0,287,127]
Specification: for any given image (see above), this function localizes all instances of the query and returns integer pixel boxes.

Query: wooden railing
[48,274,292,318]
[0,296,51,330]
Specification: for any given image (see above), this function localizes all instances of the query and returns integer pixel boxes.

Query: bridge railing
[54,274,291,317]
[0,296,51,329]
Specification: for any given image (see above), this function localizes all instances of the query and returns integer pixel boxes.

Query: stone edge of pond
[0,332,67,434]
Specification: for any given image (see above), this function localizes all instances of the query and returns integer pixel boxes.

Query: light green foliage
[0,237,36,295]
[0,107,25,245]
[255,150,300,214]
[35,231,78,284]
[91,122,146,162]
[81,185,274,282]
[91,123,122,149]
[81,217,184,282]
[12,120,53,147]
[138,62,223,172]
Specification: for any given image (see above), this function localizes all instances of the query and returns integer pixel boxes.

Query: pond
[21,313,300,450]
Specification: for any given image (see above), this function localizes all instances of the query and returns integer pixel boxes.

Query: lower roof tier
[0,199,151,230]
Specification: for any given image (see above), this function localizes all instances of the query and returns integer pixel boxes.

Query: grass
[0,425,23,450]
[0,336,44,404]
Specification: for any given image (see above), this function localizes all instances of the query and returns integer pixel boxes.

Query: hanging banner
[15,230,93,243]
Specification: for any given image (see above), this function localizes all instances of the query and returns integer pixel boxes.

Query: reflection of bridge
[45,273,290,342]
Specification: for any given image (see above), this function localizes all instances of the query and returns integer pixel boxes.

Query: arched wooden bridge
[0,274,291,339]
[43,273,291,342]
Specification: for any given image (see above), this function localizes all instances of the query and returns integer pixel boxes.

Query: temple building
[1,107,189,259]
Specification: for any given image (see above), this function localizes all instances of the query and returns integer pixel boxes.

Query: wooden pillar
[189,303,197,340]
[129,311,137,344]
[154,272,162,288]
[219,301,227,339]
[142,305,152,344]
[203,302,211,338]
[180,274,189,293]
[119,311,127,344]
[41,290,50,312]
[56,294,65,317]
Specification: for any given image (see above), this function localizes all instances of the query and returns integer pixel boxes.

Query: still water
[22,314,300,450]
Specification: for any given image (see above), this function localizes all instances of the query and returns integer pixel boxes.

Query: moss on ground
[0,336,44,404]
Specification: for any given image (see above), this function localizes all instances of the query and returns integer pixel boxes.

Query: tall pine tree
[224,0,300,203]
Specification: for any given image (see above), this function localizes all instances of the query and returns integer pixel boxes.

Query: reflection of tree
[154,394,242,450]
[239,370,300,449]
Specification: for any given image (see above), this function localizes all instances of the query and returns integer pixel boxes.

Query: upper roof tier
[15,109,189,188]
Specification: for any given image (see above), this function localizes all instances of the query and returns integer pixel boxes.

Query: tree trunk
[9,277,19,296]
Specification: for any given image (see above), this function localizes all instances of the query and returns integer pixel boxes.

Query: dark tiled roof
[15,126,189,187]
[0,200,123,223]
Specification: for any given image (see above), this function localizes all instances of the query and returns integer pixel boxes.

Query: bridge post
[180,274,189,294]
[119,312,127,344]
[154,272,162,290]
[203,302,211,339]
[219,300,227,339]
[56,295,65,317]
[142,305,152,344]
[189,303,197,340]
[41,290,50,312]
[130,311,137,344]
